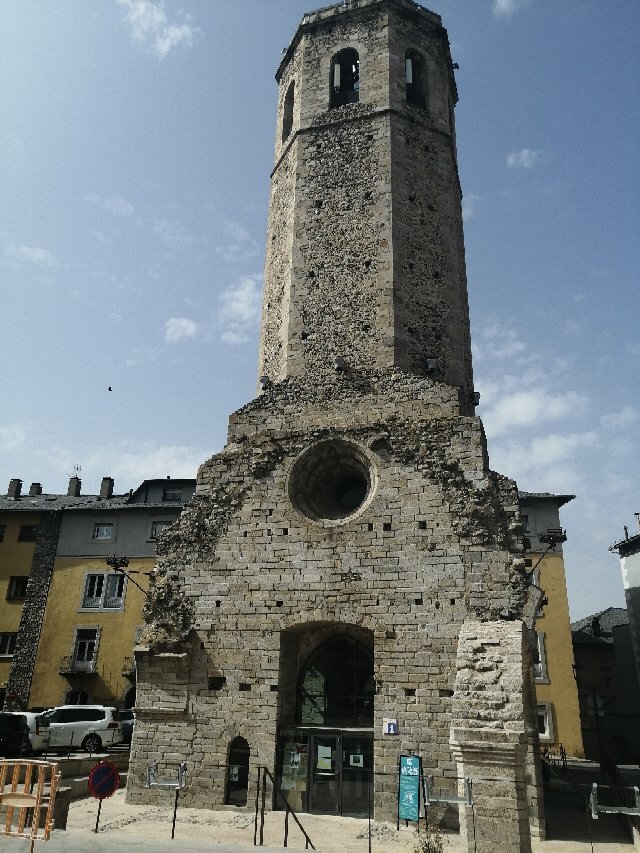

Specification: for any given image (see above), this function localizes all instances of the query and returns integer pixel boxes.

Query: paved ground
[3,787,637,853]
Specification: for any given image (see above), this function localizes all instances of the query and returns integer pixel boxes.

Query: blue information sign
[398,755,420,822]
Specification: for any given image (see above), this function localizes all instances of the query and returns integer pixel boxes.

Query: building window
[18,525,39,542]
[533,632,548,682]
[92,522,113,541]
[7,576,28,600]
[82,573,125,609]
[282,81,295,142]
[405,49,427,109]
[537,703,554,742]
[521,514,529,533]
[162,487,182,502]
[73,629,98,672]
[297,636,374,727]
[0,524,5,542]
[150,521,172,540]
[0,633,17,657]
[330,48,360,109]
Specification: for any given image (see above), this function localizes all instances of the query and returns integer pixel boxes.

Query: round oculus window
[289,439,375,523]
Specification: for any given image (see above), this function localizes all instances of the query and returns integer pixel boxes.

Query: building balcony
[59,656,97,677]
[122,656,136,679]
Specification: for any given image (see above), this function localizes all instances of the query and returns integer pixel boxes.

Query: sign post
[88,760,120,833]
[397,754,422,830]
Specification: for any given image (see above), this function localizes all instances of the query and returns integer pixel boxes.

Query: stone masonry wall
[129,378,527,817]
[4,511,61,710]
[259,0,473,397]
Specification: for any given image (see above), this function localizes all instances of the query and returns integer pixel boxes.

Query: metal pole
[171,788,179,839]
[368,774,372,853]
[259,766,267,846]
[284,806,289,847]
[254,765,261,846]
[94,798,102,833]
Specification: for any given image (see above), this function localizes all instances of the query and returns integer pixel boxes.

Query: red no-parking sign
[88,760,120,800]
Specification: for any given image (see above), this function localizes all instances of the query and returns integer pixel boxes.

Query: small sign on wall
[383,718,398,735]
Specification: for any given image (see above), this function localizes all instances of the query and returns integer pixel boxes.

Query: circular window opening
[289,440,375,523]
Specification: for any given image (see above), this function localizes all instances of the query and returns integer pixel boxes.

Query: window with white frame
[533,632,549,682]
[537,703,554,742]
[92,522,114,541]
[82,573,125,609]
[0,633,18,656]
[150,520,172,540]
[73,628,98,672]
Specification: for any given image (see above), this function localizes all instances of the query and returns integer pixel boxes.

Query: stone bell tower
[129,2,542,849]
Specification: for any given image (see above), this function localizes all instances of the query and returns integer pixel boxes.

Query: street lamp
[105,554,151,594]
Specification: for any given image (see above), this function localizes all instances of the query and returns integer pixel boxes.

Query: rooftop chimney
[100,477,114,500]
[29,483,43,496]
[7,479,22,499]
[67,476,81,497]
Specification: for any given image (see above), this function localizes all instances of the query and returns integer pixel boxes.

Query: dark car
[120,709,135,745]
[0,712,31,757]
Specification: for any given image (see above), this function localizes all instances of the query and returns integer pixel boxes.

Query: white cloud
[507,148,540,169]
[489,431,598,492]
[218,274,262,345]
[102,195,135,217]
[0,425,26,451]
[493,0,532,18]
[482,388,589,438]
[600,406,639,431]
[116,0,200,60]
[164,317,198,344]
[461,193,480,221]
[214,218,259,262]
[86,193,135,218]
[4,242,57,268]
[153,218,196,247]
[474,322,527,361]
[83,440,210,487]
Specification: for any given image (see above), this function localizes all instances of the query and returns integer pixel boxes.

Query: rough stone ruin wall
[130,374,527,817]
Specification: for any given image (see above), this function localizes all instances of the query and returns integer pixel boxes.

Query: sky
[1,0,638,621]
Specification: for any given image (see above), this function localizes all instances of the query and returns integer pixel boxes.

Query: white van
[39,705,123,752]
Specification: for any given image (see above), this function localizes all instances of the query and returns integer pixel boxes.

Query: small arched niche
[282,81,295,142]
[330,48,360,109]
[225,736,250,806]
[405,49,427,109]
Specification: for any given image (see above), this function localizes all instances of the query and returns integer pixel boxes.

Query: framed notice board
[397,754,423,826]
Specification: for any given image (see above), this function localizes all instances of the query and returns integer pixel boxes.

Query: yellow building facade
[0,500,40,705]
[1,476,194,712]
[520,492,584,758]
[28,557,151,709]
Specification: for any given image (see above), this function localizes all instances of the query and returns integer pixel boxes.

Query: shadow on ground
[543,760,638,846]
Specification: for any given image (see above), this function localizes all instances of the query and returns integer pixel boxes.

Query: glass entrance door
[309,734,340,814]
[341,734,372,817]
[305,731,373,817]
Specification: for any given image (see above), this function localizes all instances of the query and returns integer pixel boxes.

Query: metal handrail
[253,765,315,849]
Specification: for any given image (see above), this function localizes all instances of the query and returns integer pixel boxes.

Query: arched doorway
[277,632,374,817]
[225,737,250,806]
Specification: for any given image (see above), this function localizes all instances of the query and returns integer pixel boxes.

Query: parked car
[120,709,135,744]
[5,711,48,752]
[0,712,31,757]
[38,705,123,753]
